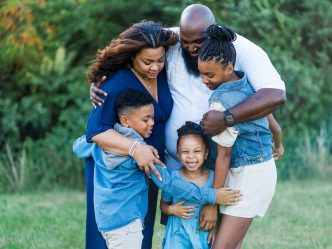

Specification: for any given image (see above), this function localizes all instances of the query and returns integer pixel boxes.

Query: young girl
[197,24,284,249]
[160,121,238,249]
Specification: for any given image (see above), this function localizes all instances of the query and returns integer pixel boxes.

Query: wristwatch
[224,110,235,127]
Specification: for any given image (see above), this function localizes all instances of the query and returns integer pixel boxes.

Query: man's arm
[89,76,108,107]
[201,88,286,136]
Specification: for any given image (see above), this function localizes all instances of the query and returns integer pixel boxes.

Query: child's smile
[177,135,208,172]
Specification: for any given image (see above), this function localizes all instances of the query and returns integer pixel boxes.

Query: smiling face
[132,47,165,80]
[177,135,208,172]
[120,104,154,138]
[198,59,234,90]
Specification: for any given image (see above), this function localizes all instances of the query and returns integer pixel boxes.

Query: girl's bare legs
[234,236,245,249]
[212,215,253,249]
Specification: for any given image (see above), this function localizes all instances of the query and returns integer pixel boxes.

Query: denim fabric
[162,170,214,249]
[73,125,216,233]
[84,157,107,249]
[208,72,273,168]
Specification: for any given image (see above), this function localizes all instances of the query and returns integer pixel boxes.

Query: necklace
[130,66,155,89]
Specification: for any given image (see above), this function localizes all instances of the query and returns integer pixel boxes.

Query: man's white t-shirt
[165,30,285,170]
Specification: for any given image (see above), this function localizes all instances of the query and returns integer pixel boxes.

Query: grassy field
[1,180,331,249]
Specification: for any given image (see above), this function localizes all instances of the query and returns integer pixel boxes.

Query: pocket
[128,218,144,233]
[227,166,247,190]
[229,167,244,174]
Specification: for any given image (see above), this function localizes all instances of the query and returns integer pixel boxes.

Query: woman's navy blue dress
[85,66,173,249]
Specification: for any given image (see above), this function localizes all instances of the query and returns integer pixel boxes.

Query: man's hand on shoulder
[89,76,108,108]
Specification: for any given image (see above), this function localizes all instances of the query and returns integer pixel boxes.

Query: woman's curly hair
[87,20,178,83]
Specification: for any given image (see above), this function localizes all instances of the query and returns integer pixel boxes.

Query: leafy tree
[0,0,331,191]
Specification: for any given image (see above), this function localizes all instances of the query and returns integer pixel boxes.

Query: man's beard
[181,48,200,77]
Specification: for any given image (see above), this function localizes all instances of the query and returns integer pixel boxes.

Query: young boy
[73,89,241,249]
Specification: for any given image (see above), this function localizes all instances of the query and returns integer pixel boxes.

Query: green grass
[1,181,332,249]
[0,191,85,249]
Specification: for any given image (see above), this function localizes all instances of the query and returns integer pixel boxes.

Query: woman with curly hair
[84,20,178,249]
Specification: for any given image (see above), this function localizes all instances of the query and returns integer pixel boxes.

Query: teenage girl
[197,24,283,249]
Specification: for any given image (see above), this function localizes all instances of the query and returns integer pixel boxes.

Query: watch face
[225,115,234,124]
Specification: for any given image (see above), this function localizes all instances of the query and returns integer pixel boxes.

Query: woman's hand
[199,204,218,231]
[133,144,164,180]
[169,200,195,218]
[215,187,242,206]
[89,76,107,107]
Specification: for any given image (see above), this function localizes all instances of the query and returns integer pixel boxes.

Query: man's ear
[119,115,129,127]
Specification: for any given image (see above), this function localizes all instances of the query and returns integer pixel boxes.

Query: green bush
[0,0,331,192]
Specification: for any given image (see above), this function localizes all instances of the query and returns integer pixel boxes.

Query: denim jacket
[73,123,216,232]
[209,72,273,168]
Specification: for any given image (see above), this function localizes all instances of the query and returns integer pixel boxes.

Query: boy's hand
[169,200,195,218]
[208,226,217,245]
[199,204,218,231]
[215,187,242,206]
[89,76,108,108]
[273,143,284,160]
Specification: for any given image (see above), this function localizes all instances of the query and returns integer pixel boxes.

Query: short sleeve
[209,102,239,147]
[234,35,285,91]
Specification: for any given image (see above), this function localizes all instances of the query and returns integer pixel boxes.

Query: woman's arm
[92,129,163,178]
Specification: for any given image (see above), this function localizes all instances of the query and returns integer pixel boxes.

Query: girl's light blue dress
[162,169,214,249]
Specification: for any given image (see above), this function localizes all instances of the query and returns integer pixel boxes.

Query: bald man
[90,4,286,249]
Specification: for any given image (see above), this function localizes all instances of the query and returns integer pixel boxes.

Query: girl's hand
[215,187,242,206]
[273,143,284,160]
[199,204,218,231]
[208,226,217,245]
[208,226,218,244]
[169,200,195,218]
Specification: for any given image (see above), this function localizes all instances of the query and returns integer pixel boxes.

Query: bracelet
[131,143,141,157]
[129,141,140,157]
[129,141,139,156]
